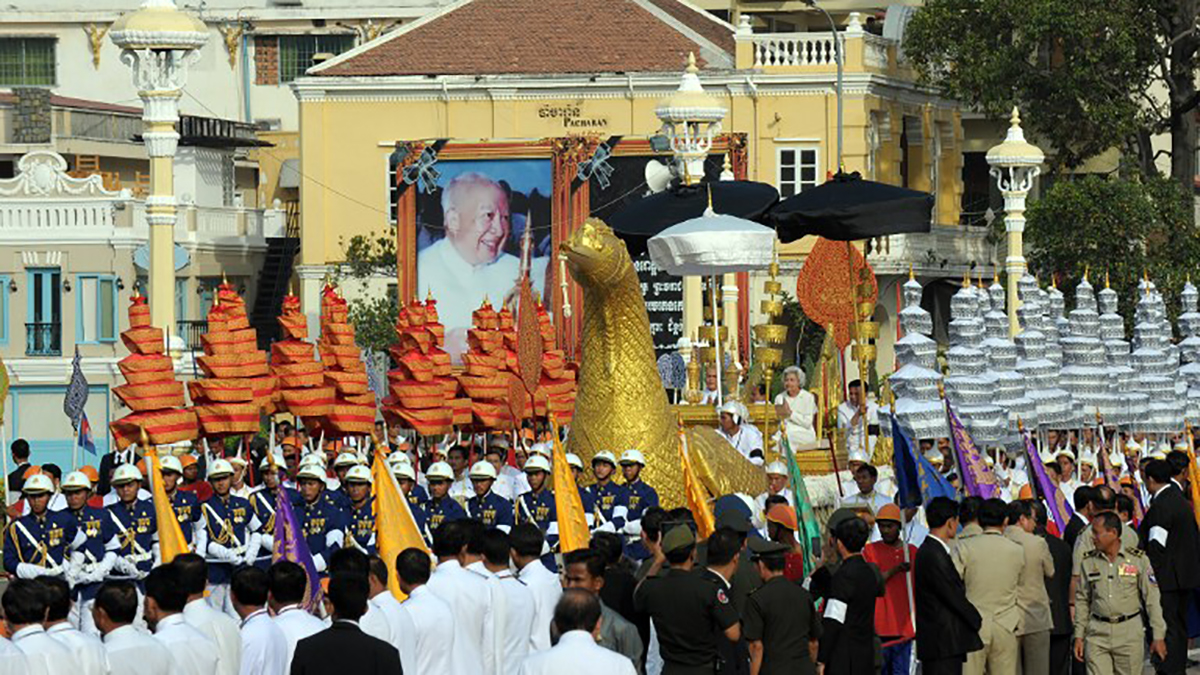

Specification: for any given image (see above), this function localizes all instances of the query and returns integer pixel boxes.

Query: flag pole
[901,505,916,638]
[0,421,7,507]
[72,423,80,472]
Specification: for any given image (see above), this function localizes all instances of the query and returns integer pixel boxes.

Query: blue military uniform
[623,478,660,560]
[467,491,515,531]
[425,495,467,532]
[168,489,204,552]
[406,484,429,510]
[3,509,79,578]
[328,486,352,511]
[585,481,630,530]
[517,488,560,570]
[249,485,301,568]
[346,497,376,555]
[67,505,114,602]
[105,499,157,579]
[202,493,261,584]
[296,494,347,574]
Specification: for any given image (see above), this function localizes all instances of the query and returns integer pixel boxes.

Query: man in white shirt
[0,636,27,674]
[267,561,325,669]
[416,170,548,361]
[838,463,893,517]
[425,519,494,673]
[144,565,221,675]
[511,523,563,652]
[755,461,794,514]
[478,529,536,674]
[326,548,392,643]
[716,401,765,465]
[397,548,455,674]
[447,445,475,503]
[518,589,637,675]
[2,579,79,675]
[484,446,521,500]
[39,577,106,675]
[230,566,288,675]
[175,553,242,675]
[93,581,173,675]
[837,379,880,459]
[367,554,418,675]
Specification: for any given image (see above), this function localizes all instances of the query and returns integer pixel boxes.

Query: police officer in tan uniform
[1073,512,1167,675]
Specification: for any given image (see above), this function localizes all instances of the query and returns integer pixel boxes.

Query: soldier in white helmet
[756,461,794,514]
[466,461,514,532]
[104,464,158,581]
[202,458,262,614]
[60,470,116,634]
[3,474,85,582]
[716,401,765,465]
[157,454,206,555]
[619,449,659,560]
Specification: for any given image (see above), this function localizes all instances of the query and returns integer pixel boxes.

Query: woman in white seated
[773,365,818,449]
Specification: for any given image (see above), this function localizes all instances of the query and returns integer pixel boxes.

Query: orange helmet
[180,455,198,468]
[135,459,147,475]
[1018,484,1034,500]
[766,504,798,531]
[80,465,100,483]
[21,465,42,479]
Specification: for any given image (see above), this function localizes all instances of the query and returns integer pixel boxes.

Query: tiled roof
[314,0,735,78]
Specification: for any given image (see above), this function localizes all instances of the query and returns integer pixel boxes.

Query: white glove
[595,521,617,534]
[261,533,275,553]
[622,520,643,537]
[208,544,237,563]
[242,548,256,566]
[312,553,326,573]
[114,557,138,577]
[16,563,48,579]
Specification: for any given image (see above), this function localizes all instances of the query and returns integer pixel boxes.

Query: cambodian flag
[78,411,97,457]
[273,481,323,613]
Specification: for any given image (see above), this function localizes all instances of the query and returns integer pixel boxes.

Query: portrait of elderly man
[417,169,549,360]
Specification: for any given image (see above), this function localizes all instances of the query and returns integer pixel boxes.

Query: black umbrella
[607,180,779,256]
[768,171,934,243]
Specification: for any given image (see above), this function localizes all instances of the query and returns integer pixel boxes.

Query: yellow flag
[372,446,429,600]
[550,418,589,553]
[680,426,715,539]
[145,443,188,565]
[1186,429,1200,527]
[0,356,9,426]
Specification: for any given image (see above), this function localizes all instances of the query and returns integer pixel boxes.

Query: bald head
[553,587,602,635]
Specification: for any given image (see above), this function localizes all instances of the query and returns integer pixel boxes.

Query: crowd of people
[2,411,1200,675]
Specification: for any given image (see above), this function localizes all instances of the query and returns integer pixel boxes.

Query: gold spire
[426,288,434,302]
[686,51,698,74]
[1083,265,1089,282]
[962,270,969,288]
[1105,269,1110,289]
[706,183,714,212]
[222,270,228,286]
[908,263,914,282]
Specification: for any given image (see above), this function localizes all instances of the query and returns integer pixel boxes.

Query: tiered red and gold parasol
[270,291,334,427]
[317,285,376,435]
[110,292,198,449]
[189,281,275,436]
[381,299,458,436]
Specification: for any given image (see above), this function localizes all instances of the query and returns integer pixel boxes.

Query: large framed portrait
[414,157,553,360]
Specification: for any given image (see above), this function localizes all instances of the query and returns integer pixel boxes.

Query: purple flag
[944,399,999,499]
[1023,430,1073,532]
[273,488,323,613]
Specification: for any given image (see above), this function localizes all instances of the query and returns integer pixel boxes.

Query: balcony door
[26,268,61,356]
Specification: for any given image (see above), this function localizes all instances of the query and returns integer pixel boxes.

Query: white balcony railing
[869,224,997,278]
[751,33,839,68]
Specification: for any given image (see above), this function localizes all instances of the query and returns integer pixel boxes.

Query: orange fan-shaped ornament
[795,237,878,350]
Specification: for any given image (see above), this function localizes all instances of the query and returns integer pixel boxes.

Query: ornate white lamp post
[655,52,726,186]
[111,0,207,335]
[986,108,1044,337]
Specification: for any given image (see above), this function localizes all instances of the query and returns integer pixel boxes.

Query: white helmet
[259,453,287,470]
[619,449,647,466]
[296,465,327,482]
[61,471,93,491]
[300,452,327,468]
[1055,448,1076,462]
[524,455,552,473]
[111,463,143,485]
[333,452,361,469]
[426,461,454,481]
[765,461,788,477]
[565,453,584,470]
[529,442,552,458]
[228,455,248,468]
[392,463,416,481]
[469,461,498,480]
[208,459,235,479]
[22,474,54,495]
[159,455,184,475]
[718,401,743,425]
[388,451,412,467]
[592,451,617,467]
[343,465,372,484]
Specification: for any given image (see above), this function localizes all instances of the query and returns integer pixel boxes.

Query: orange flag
[680,425,715,539]
[371,441,429,600]
[144,431,188,564]
[550,418,589,553]
[1186,428,1200,528]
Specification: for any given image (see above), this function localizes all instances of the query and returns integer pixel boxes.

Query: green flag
[782,430,823,578]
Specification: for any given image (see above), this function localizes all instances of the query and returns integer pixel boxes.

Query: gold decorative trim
[218,23,244,68]
[84,24,109,69]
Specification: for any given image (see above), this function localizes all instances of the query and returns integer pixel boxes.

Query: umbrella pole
[711,275,723,407]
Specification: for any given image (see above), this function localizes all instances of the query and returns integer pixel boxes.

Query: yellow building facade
[291,0,989,376]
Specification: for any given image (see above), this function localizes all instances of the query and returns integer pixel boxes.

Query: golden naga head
[559,218,631,287]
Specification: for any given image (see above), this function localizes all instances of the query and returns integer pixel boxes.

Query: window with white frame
[777,147,819,198]
[77,275,117,343]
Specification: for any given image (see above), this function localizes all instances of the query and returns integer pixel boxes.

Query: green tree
[905,0,1198,190]
[1024,174,1200,330]
[338,233,399,354]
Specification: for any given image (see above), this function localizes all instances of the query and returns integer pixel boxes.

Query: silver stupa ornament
[1177,280,1200,424]
[1132,277,1183,433]
[1016,274,1075,427]
[889,268,949,440]
[980,277,1036,430]
[1098,274,1144,425]
[1058,273,1114,423]
[943,274,1007,444]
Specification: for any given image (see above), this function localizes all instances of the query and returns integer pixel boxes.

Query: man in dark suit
[1138,458,1200,675]
[914,496,983,675]
[290,570,403,675]
[1032,501,1073,675]
[1062,486,1094,550]
[817,515,883,675]
[97,445,137,496]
